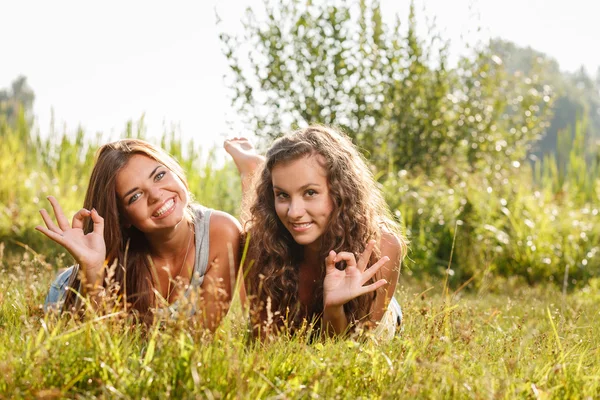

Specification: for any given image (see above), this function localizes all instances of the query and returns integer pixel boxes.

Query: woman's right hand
[322,240,389,309]
[36,196,107,288]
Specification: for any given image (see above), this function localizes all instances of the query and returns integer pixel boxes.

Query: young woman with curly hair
[225,126,406,338]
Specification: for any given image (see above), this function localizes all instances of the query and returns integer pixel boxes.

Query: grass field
[1,252,598,399]
[1,116,599,399]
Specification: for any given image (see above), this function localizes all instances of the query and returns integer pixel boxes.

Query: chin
[291,235,317,246]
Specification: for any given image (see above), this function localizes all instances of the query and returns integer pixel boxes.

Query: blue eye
[129,192,141,204]
[155,171,166,181]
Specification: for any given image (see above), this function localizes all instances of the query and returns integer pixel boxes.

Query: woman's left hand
[323,240,389,308]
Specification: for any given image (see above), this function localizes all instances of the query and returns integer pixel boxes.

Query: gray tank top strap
[191,205,212,288]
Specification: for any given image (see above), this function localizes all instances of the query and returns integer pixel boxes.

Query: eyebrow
[122,165,163,199]
[273,183,322,191]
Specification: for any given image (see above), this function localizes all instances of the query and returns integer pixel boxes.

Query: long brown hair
[245,125,406,334]
[62,139,192,316]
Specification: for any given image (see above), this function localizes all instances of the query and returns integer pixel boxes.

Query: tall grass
[1,254,599,398]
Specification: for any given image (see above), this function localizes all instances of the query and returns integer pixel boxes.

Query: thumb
[325,250,337,272]
[91,208,105,236]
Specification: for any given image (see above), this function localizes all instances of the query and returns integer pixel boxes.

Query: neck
[302,242,322,267]
[146,218,193,261]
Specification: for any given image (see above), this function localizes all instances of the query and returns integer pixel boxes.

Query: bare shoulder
[209,210,242,239]
[380,228,404,259]
[206,211,242,270]
[375,228,404,288]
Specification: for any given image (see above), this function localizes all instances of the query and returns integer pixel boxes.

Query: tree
[490,39,600,157]
[0,76,35,127]
[220,0,552,176]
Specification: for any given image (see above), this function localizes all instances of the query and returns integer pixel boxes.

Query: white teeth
[292,222,312,228]
[154,199,174,217]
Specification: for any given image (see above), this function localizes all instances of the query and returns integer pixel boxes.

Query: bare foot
[224,137,264,177]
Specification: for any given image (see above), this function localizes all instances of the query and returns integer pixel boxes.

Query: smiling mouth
[290,222,313,231]
[153,198,176,218]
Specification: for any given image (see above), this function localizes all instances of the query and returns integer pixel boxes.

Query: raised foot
[223,137,264,176]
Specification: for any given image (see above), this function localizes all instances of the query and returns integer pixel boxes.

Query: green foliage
[378,112,600,287]
[384,161,600,286]
[220,0,553,176]
[0,76,35,127]
[491,39,600,157]
[537,114,600,204]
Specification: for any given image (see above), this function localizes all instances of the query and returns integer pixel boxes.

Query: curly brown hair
[245,125,406,334]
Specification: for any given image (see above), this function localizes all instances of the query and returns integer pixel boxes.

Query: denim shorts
[44,266,77,312]
[389,296,403,326]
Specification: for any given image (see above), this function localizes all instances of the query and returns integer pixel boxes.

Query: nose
[287,198,305,219]
[148,186,163,204]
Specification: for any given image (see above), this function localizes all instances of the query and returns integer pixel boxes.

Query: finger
[325,250,337,272]
[359,279,389,297]
[72,208,91,229]
[47,196,70,231]
[334,251,357,268]
[35,225,66,246]
[90,208,105,236]
[39,208,62,234]
[357,240,376,272]
[361,256,390,284]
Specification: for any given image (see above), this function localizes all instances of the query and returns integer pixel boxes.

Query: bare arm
[369,231,403,322]
[197,211,243,331]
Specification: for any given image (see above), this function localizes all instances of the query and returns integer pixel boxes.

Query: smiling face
[271,155,334,250]
[115,154,189,234]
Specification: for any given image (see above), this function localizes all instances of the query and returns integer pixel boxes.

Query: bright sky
[1,0,598,149]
